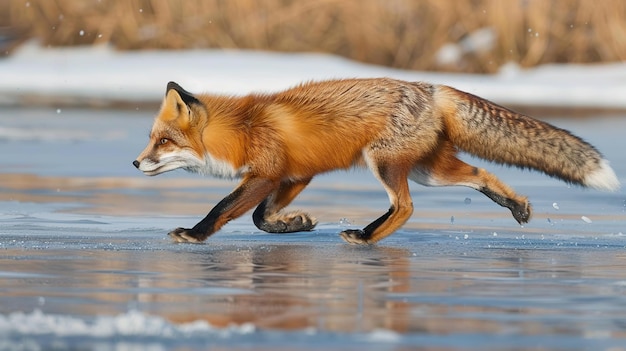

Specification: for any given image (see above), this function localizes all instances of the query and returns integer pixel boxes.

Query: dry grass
[2,0,625,73]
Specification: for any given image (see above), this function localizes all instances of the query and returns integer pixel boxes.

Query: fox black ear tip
[166,81,181,92]
[165,82,201,105]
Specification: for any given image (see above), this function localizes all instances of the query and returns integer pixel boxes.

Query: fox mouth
[133,159,176,176]
[134,150,205,176]
[141,168,166,176]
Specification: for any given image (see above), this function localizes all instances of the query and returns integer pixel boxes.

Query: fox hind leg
[252,178,317,233]
[410,142,531,224]
[340,160,414,245]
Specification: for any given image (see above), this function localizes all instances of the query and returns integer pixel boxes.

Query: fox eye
[159,138,169,145]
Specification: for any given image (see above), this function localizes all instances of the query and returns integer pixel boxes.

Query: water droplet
[464,197,471,205]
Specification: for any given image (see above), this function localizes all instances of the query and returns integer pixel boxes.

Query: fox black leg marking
[252,179,317,233]
[340,206,395,244]
[169,177,278,243]
[479,187,531,224]
[169,187,245,243]
[340,159,414,245]
[253,199,316,233]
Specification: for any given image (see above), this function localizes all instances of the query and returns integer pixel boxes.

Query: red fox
[133,79,620,244]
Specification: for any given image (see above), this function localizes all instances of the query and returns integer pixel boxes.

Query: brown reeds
[2,0,625,73]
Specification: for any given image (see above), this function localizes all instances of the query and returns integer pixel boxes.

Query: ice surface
[1,109,625,350]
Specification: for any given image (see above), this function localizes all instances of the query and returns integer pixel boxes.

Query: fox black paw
[168,227,204,243]
[511,202,532,225]
[340,229,372,245]
[257,212,317,233]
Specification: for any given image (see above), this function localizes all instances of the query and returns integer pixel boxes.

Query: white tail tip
[584,159,620,191]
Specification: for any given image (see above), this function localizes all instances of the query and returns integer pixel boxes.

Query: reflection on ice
[2,231,626,350]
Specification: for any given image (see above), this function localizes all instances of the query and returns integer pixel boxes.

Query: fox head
[133,82,208,176]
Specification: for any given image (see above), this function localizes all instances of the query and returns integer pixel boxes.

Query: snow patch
[366,329,401,342]
[3,41,626,109]
[436,27,496,66]
[0,309,254,338]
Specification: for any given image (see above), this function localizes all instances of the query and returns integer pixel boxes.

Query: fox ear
[166,81,201,107]
[163,82,201,124]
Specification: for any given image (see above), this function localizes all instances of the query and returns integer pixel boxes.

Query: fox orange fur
[134,79,619,244]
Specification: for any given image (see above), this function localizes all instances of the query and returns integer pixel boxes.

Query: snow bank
[0,309,252,338]
[2,41,626,109]
[0,309,407,350]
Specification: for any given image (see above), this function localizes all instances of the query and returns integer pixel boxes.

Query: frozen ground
[1,46,626,350]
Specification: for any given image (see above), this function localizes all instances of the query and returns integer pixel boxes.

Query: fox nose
[133,160,140,169]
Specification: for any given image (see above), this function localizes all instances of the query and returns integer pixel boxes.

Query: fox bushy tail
[436,85,620,191]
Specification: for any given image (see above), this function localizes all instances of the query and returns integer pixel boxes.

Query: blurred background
[2,0,625,74]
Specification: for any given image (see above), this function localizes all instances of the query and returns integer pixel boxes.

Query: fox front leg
[252,178,317,233]
[169,177,278,243]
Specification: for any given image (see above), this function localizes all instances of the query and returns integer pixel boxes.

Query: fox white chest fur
[185,153,250,179]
